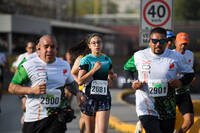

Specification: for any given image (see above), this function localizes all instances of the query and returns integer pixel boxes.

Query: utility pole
[56,0,61,20]
[72,0,76,22]
[103,0,108,14]
[94,0,99,24]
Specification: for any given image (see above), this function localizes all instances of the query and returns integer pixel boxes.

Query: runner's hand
[132,80,143,90]
[168,79,182,88]
[93,61,102,72]
[32,83,46,94]
[108,73,117,81]
[108,78,112,88]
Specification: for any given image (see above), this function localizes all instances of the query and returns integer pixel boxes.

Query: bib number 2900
[40,89,61,107]
[41,96,60,105]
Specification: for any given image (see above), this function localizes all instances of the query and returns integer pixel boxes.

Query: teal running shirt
[79,54,112,99]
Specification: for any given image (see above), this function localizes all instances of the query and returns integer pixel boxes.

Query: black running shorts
[23,115,66,133]
[139,115,175,133]
[176,93,194,115]
[80,93,111,116]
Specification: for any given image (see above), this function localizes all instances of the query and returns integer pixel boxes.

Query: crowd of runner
[0,27,196,133]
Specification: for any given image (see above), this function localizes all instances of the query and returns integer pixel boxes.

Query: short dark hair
[87,33,102,44]
[39,35,57,45]
[26,41,35,47]
[150,27,166,37]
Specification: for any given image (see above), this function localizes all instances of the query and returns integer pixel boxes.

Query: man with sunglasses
[174,32,195,133]
[131,27,194,133]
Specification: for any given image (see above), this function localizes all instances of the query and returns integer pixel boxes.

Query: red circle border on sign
[143,0,171,27]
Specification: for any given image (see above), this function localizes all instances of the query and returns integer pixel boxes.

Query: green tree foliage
[67,0,118,16]
[174,0,200,20]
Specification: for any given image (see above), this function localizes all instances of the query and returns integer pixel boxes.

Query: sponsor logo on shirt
[91,61,109,65]
[142,60,151,71]
[169,63,174,69]
[142,65,151,70]
[63,69,67,74]
[142,60,151,65]
[37,68,46,72]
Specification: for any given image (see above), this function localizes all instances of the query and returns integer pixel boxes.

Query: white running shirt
[21,57,74,122]
[15,52,29,67]
[181,50,194,67]
[173,49,194,94]
[134,48,193,117]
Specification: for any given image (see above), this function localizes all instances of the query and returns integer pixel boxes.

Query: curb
[117,89,135,106]
[109,89,200,133]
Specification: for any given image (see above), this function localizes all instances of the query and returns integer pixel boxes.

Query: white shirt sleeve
[65,63,75,84]
[15,54,25,67]
[177,53,194,73]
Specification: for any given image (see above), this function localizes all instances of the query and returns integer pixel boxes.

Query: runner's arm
[71,56,82,83]
[8,65,46,95]
[8,83,46,95]
[78,61,101,85]
[65,81,79,96]
[168,73,194,88]
[179,73,194,86]
[65,81,86,106]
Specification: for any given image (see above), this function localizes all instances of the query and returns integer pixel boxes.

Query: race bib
[40,89,61,107]
[148,79,168,97]
[90,80,108,95]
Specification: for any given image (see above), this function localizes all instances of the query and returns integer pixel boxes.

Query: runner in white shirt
[8,35,85,133]
[14,43,38,124]
[132,27,194,133]
[174,32,195,133]
[15,41,36,69]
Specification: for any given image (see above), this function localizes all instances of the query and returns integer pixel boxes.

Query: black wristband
[65,81,79,96]
[179,73,194,86]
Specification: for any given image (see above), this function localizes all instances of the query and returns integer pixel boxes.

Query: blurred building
[0,0,70,20]
[111,0,140,13]
[1,0,200,92]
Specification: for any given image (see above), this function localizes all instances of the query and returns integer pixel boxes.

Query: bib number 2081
[91,80,108,95]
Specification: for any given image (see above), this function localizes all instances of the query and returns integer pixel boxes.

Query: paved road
[0,93,121,133]
[1,89,199,133]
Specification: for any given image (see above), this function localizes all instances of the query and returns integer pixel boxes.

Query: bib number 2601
[91,80,108,95]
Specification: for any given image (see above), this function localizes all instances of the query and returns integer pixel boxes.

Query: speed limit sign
[141,0,173,30]
[140,0,173,46]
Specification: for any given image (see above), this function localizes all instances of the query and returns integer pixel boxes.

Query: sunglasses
[151,39,167,45]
